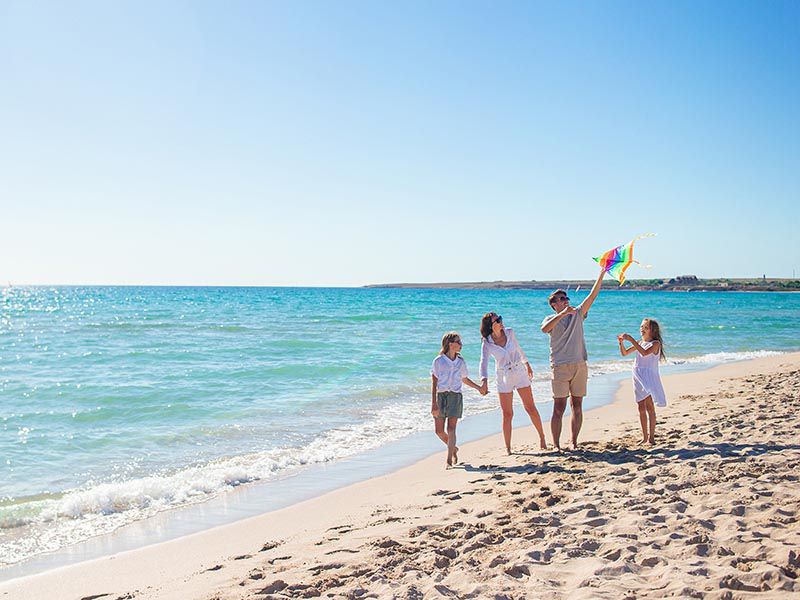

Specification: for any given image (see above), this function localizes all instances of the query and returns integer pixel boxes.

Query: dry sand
[2,353,798,599]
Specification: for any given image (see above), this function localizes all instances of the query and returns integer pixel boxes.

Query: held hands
[480,381,489,396]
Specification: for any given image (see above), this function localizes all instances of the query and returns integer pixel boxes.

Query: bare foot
[571,442,579,451]
[453,448,459,464]
[506,447,512,455]
[638,438,648,446]
[539,438,548,450]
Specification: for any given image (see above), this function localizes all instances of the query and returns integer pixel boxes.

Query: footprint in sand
[325,548,360,555]
[260,540,281,552]
[307,562,345,576]
[505,564,531,578]
[259,580,288,594]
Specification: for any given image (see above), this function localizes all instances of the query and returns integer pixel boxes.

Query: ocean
[1,286,798,568]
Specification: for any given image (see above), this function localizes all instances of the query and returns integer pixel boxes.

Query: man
[540,268,605,450]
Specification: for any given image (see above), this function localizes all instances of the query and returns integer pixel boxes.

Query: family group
[430,268,667,468]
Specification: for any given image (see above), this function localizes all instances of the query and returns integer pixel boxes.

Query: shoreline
[2,351,798,599]
[0,369,630,581]
[0,350,770,580]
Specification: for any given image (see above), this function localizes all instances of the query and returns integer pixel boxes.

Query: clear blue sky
[1,1,798,285]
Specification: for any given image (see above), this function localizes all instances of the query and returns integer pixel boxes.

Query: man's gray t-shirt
[541,307,588,367]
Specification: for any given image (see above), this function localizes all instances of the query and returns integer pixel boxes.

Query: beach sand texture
[2,353,798,599]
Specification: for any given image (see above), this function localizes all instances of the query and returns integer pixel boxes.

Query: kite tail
[633,233,657,243]
[630,233,656,270]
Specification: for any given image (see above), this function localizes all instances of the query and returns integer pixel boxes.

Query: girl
[479,312,547,454]
[431,332,485,468]
[618,318,667,446]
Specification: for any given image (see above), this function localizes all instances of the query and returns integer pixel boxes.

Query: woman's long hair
[440,331,462,356]
[480,313,497,339]
[644,318,666,361]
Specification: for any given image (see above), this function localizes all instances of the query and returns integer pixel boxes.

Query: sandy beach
[2,352,798,600]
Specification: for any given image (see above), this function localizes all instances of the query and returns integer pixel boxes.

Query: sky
[1,1,798,286]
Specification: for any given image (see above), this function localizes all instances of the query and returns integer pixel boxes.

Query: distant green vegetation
[620,277,800,291]
[368,277,800,291]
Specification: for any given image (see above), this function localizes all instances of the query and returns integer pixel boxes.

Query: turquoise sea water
[1,286,798,565]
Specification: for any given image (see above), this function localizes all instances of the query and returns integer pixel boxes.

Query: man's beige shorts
[551,360,588,398]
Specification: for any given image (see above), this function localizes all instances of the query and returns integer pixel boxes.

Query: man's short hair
[548,289,567,306]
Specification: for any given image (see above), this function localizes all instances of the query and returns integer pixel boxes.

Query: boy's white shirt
[431,354,469,392]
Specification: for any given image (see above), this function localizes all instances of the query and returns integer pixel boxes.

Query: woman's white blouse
[479,327,528,379]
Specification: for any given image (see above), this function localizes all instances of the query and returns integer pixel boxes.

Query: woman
[479,312,547,454]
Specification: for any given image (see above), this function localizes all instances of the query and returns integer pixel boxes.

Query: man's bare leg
[551,397,568,450]
[570,396,584,449]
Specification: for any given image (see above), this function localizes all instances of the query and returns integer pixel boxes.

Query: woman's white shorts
[496,364,531,393]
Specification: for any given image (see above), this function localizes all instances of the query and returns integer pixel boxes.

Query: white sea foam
[673,350,784,364]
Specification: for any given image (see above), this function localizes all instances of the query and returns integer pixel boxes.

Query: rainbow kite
[593,234,654,285]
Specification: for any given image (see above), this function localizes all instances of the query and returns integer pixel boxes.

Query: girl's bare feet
[539,438,548,450]
[506,447,512,455]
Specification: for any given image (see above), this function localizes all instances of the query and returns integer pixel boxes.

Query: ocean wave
[672,350,784,364]
[587,350,785,374]
[0,391,497,564]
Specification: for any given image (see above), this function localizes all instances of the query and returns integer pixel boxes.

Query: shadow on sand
[569,441,800,466]
[454,442,800,474]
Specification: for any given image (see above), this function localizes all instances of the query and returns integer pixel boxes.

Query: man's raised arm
[580,268,606,318]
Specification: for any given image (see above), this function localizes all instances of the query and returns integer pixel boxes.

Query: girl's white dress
[632,341,667,407]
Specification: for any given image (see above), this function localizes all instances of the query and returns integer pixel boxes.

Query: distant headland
[365,275,800,292]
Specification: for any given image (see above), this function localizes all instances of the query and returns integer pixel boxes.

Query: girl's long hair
[644,318,666,361]
[440,331,462,356]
